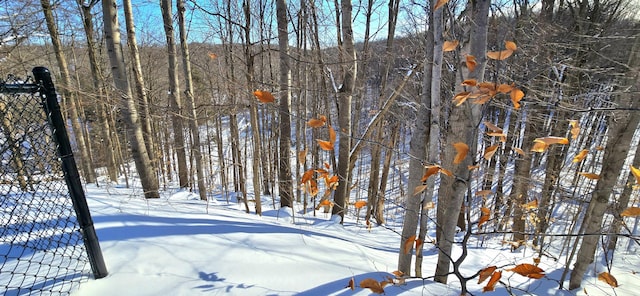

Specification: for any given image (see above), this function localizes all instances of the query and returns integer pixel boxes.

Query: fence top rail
[0,83,40,94]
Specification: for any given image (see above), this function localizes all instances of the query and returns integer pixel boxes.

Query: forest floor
[69,177,640,296]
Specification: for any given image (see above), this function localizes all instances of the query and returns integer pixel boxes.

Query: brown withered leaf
[453,142,469,164]
[508,263,545,279]
[483,271,502,292]
[478,266,498,284]
[487,49,514,60]
[466,55,477,72]
[404,235,416,254]
[621,207,640,217]
[253,90,275,103]
[443,40,459,52]
[598,272,618,287]
[579,172,600,180]
[316,139,334,151]
[359,278,385,294]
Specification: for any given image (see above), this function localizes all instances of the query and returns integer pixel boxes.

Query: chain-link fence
[1,67,107,295]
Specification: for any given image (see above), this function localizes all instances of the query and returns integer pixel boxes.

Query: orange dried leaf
[598,272,618,287]
[511,88,524,109]
[484,144,499,161]
[453,91,471,106]
[324,162,331,169]
[307,118,326,128]
[468,164,480,170]
[478,82,497,91]
[316,139,334,151]
[424,201,436,210]
[497,83,515,93]
[478,207,491,227]
[413,184,428,196]
[531,142,548,153]
[534,136,569,145]
[354,200,367,209]
[483,271,502,292]
[300,169,315,184]
[573,149,589,163]
[569,120,580,139]
[579,172,600,180]
[328,125,337,144]
[298,149,307,165]
[434,0,449,10]
[443,40,459,52]
[630,165,640,184]
[404,235,416,254]
[346,277,355,290]
[508,263,545,279]
[466,55,477,72]
[308,179,319,196]
[253,90,275,103]
[621,207,640,217]
[415,239,423,250]
[487,49,514,60]
[513,147,526,156]
[421,166,441,182]
[392,270,406,278]
[320,198,332,206]
[453,142,469,164]
[484,121,503,133]
[359,278,385,294]
[476,189,493,197]
[505,41,517,51]
[522,199,538,210]
[462,79,478,87]
[207,52,218,59]
[478,266,498,284]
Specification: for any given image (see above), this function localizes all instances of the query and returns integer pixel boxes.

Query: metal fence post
[32,66,108,279]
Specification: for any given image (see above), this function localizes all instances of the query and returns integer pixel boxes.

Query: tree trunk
[332,0,357,222]
[160,0,189,189]
[101,0,159,198]
[569,35,640,290]
[40,0,95,184]
[434,0,490,284]
[123,0,156,167]
[399,0,435,275]
[78,0,118,183]
[243,0,263,215]
[276,0,294,209]
[177,0,207,201]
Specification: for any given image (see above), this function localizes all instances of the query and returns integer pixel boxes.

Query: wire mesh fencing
[1,67,106,295]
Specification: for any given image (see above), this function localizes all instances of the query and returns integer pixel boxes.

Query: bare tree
[160,0,189,189]
[101,0,159,198]
[40,0,96,184]
[332,0,357,222]
[177,0,207,201]
[276,0,294,209]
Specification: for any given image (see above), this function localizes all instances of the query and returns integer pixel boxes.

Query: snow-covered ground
[66,180,640,296]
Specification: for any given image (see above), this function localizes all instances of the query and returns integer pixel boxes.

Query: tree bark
[40,0,95,184]
[160,0,189,189]
[177,0,207,201]
[569,34,640,290]
[434,0,490,283]
[123,0,156,167]
[332,0,357,222]
[276,0,294,209]
[101,0,159,198]
[78,0,118,183]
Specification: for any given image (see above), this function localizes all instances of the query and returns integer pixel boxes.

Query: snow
[62,180,640,296]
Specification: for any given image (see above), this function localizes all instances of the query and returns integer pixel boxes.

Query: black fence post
[32,66,108,279]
